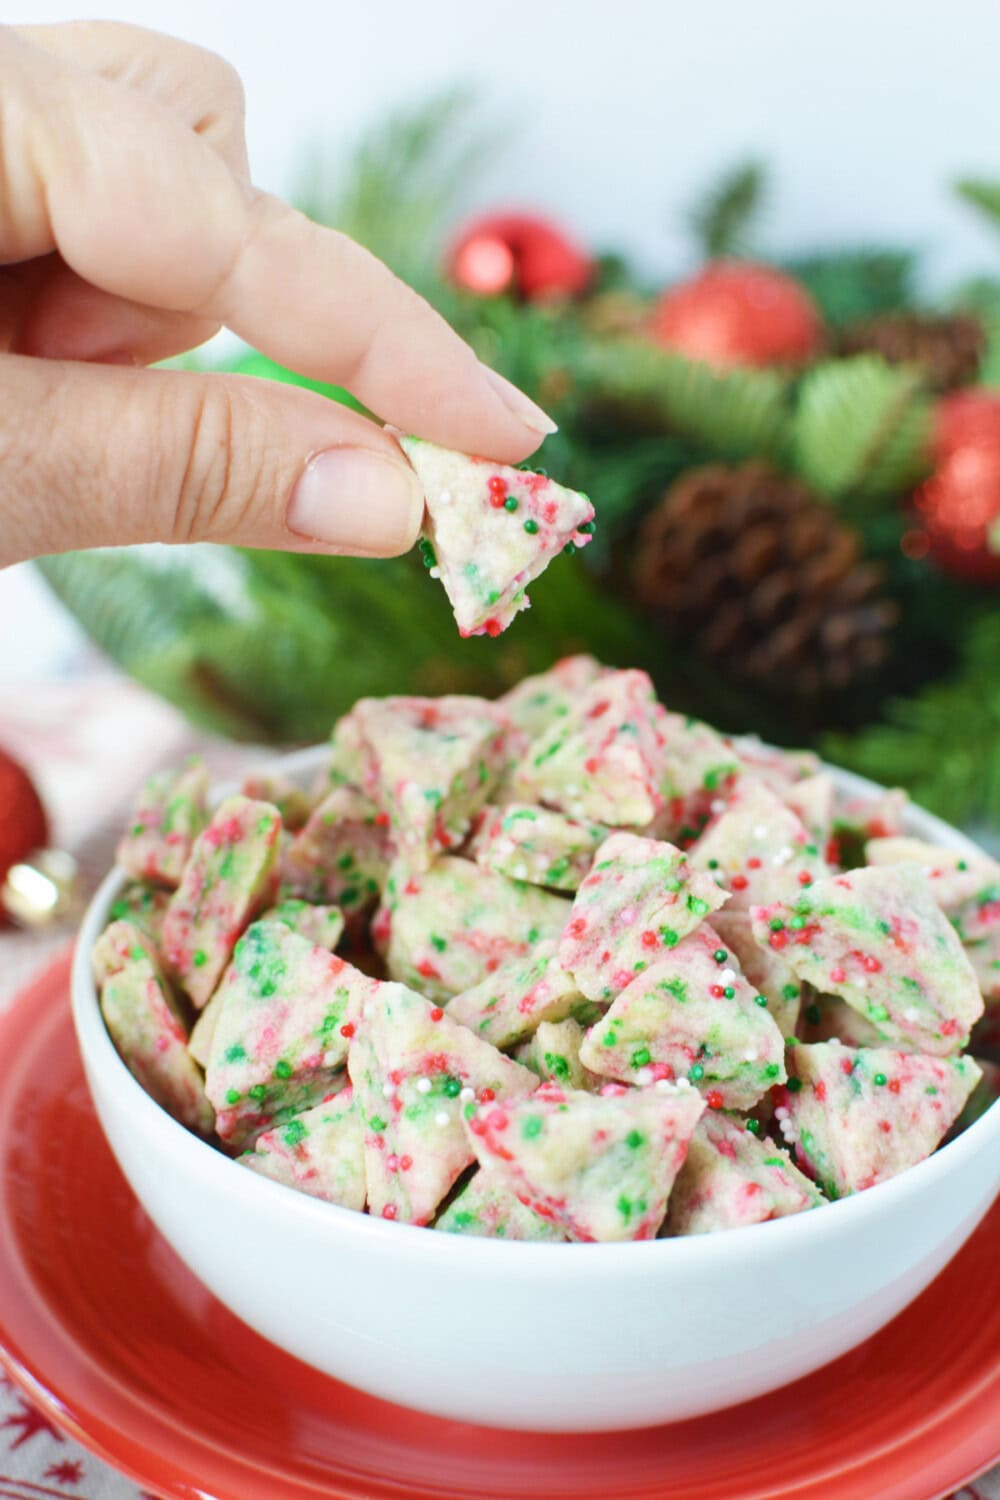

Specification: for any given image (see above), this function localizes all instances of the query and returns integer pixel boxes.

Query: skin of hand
[0,21,556,570]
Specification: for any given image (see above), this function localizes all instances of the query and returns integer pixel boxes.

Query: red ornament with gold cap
[0,745,78,926]
[446,212,593,302]
[908,390,1000,586]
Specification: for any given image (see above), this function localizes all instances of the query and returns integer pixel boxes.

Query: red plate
[1,953,998,1500]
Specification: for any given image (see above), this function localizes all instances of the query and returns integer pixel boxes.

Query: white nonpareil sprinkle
[675,1077,692,1090]
[416,1077,432,1095]
[772,846,794,866]
[437,488,453,507]
[495,837,516,857]
[775,1105,789,1121]
[513,863,529,881]
[635,1068,653,1086]
[753,824,768,840]
[655,1078,675,1092]
[619,906,637,926]
[434,1110,451,1127]
[564,783,580,797]
[904,1006,919,1022]
[459,1086,475,1103]
[720,968,737,985]
[743,1049,758,1062]
[710,799,726,815]
[429,567,441,580]
[381,1082,396,1099]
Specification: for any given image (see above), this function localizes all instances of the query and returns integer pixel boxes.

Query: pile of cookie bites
[92,653,996,1244]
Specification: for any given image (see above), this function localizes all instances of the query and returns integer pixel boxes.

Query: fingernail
[287,447,425,554]
[480,364,558,436]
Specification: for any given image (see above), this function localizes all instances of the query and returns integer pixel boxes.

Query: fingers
[2,27,555,462]
[0,353,426,569]
[9,258,220,365]
[11,20,250,179]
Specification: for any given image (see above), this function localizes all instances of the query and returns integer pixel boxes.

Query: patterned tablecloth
[0,676,996,1500]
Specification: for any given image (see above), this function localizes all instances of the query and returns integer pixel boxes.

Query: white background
[5,0,1000,676]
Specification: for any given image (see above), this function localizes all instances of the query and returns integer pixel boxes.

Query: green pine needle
[825,611,1000,827]
[689,160,767,259]
[956,178,1000,234]
[792,354,933,506]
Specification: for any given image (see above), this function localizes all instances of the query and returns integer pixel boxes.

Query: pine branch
[689,160,766,259]
[792,355,933,507]
[293,90,495,293]
[782,250,917,326]
[956,178,1000,234]
[824,610,1000,826]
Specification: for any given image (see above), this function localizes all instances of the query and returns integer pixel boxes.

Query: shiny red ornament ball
[0,747,48,887]
[647,260,824,369]
[911,391,1000,586]
[447,213,593,302]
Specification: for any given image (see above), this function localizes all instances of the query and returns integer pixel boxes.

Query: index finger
[5,27,554,460]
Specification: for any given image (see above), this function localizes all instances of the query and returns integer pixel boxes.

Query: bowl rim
[72,748,1000,1269]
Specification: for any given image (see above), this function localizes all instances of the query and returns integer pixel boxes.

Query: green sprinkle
[283,1119,308,1147]
[563,542,576,556]
[430,934,447,953]
[617,1194,633,1223]
[764,1063,780,1079]
[130,823,145,837]
[957,859,968,871]
[754,994,768,1008]
[664,876,682,893]
[713,949,728,964]
[689,1063,705,1081]
[337,852,355,871]
[723,986,735,999]
[418,538,437,569]
[443,1076,462,1098]
[925,1085,938,1096]
[504,495,519,512]
[248,1084,268,1103]
[746,1118,762,1135]
[192,949,207,968]
[522,1115,543,1139]
[782,983,800,1001]
[660,927,679,947]
[769,918,785,932]
[707,858,719,870]
[523,518,539,535]
[687,895,710,916]
[789,915,806,930]
[631,1046,652,1068]
[577,520,595,534]
[369,1114,387,1132]
[602,1031,617,1047]
[625,1129,644,1150]
[274,1059,292,1080]
[762,1157,785,1167]
[224,1043,247,1064]
[225,1088,242,1105]
[787,1076,803,1092]
[873,1072,887,1086]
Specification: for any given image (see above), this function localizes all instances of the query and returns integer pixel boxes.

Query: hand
[0,22,555,569]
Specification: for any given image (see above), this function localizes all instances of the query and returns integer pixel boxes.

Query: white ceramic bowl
[72,749,1000,1432]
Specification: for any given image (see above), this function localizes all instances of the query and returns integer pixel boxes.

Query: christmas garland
[39,95,1000,827]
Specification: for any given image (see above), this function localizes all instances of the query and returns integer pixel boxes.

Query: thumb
[0,354,426,568]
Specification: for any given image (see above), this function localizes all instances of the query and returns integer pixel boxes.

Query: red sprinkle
[862,954,882,973]
[429,1006,444,1022]
[709,984,725,998]
[641,930,659,949]
[830,966,846,984]
[374,811,391,827]
[706,1089,724,1109]
[479,1087,496,1103]
[731,874,749,891]
[747,857,762,870]
[381,1204,398,1220]
[487,1109,509,1131]
[568,917,587,937]
[798,871,813,886]
[339,1022,355,1038]
[484,618,504,638]
[815,1080,827,1101]
[769,930,789,950]
[400,1154,413,1170]
[417,961,442,981]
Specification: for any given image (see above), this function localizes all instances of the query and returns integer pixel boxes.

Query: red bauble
[647,260,824,369]
[0,747,48,887]
[909,390,1000,586]
[447,213,593,302]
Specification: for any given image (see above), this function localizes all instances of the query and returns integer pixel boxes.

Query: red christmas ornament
[0,747,48,888]
[647,260,823,369]
[0,746,78,926]
[907,390,1000,586]
[447,212,593,302]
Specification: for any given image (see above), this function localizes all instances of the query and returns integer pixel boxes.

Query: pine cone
[633,463,898,697]
[836,312,984,392]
